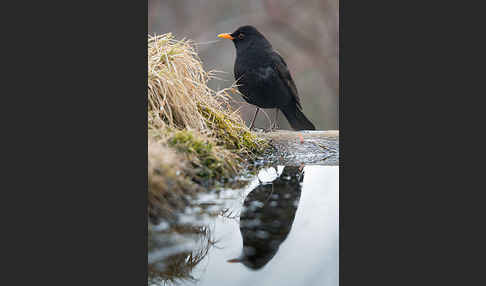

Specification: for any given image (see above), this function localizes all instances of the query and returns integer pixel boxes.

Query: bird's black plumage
[218,25,316,130]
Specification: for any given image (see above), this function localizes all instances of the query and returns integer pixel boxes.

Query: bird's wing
[272,50,302,108]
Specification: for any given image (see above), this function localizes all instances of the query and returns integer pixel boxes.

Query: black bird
[218,25,316,131]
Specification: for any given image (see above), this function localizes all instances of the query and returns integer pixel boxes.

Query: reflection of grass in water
[148,225,214,285]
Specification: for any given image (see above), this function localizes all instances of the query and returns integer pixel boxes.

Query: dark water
[149,165,338,286]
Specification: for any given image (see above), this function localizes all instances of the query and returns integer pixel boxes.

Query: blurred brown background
[149,0,339,130]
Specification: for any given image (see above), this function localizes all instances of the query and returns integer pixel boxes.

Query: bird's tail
[281,105,316,131]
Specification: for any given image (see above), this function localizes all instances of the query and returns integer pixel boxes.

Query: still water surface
[149,165,338,286]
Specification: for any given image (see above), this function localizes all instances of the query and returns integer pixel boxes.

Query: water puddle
[149,165,339,286]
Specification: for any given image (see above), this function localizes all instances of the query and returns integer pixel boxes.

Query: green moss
[167,130,231,180]
[198,105,267,154]
[168,131,211,155]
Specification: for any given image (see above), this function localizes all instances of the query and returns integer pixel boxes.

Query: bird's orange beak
[218,33,234,40]
[227,258,242,263]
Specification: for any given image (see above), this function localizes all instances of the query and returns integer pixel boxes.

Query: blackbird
[218,25,316,131]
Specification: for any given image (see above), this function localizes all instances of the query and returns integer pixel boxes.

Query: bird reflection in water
[228,165,304,270]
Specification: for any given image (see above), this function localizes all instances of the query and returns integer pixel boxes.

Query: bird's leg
[249,107,260,130]
[272,108,279,131]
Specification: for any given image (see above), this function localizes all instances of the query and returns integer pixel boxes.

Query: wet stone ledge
[261,130,339,166]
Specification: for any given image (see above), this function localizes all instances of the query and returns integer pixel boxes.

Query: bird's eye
[238,33,245,40]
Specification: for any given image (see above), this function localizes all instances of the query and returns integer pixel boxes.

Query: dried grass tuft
[148,34,250,140]
[147,33,267,223]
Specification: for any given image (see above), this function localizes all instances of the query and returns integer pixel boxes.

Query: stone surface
[261,130,339,166]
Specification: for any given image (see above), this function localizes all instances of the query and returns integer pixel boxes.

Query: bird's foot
[265,122,279,132]
[248,125,265,132]
[272,121,279,131]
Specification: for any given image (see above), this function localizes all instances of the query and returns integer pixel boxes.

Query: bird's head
[218,25,271,52]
